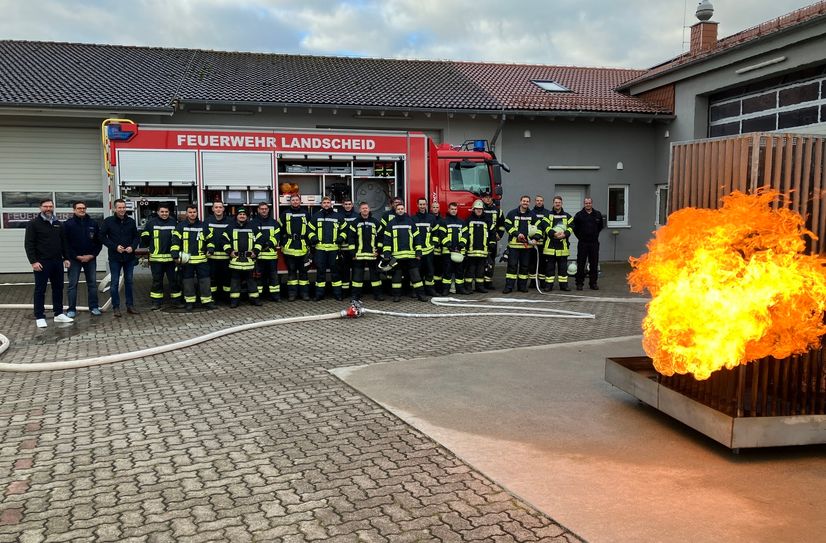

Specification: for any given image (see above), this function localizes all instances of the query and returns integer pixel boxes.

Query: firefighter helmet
[179,252,191,264]
[378,254,398,272]
[450,251,465,264]
[552,224,567,235]
[567,262,577,276]
[527,224,540,239]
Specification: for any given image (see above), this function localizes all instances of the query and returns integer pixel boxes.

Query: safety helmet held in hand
[552,224,567,235]
[527,224,540,239]
[378,255,398,272]
[450,251,465,264]
[567,262,577,276]
[179,252,191,264]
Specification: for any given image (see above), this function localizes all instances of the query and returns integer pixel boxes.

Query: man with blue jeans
[101,199,140,317]
[64,200,103,317]
[24,198,73,328]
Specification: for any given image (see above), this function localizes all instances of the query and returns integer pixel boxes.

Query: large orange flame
[628,190,826,380]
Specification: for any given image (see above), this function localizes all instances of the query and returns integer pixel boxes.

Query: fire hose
[0,273,116,313]
[0,297,598,372]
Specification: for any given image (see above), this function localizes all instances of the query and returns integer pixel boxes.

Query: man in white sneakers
[24,198,73,328]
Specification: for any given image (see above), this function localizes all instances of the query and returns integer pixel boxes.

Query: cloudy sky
[0,0,819,68]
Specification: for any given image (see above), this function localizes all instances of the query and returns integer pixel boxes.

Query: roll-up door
[118,150,197,185]
[202,151,273,187]
[0,126,104,272]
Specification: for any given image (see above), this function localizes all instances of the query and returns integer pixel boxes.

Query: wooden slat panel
[690,143,700,207]
[723,138,734,198]
[762,135,774,191]
[737,137,750,193]
[783,136,795,203]
[701,141,711,208]
[749,134,761,193]
[800,137,814,227]
[772,135,785,208]
[792,136,804,214]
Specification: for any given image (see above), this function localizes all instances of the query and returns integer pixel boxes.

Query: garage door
[554,185,586,258]
[0,126,105,273]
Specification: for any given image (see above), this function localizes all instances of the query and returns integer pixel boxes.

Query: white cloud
[0,0,818,67]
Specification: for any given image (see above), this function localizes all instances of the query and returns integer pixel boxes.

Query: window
[1,191,104,229]
[608,185,629,227]
[655,184,669,227]
[531,80,570,92]
[449,161,490,194]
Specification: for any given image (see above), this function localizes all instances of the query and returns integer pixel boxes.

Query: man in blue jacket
[63,200,103,317]
[101,199,140,317]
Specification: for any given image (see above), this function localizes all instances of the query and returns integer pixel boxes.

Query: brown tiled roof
[0,40,670,115]
[619,1,826,90]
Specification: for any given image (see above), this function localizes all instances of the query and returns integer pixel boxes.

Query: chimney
[690,0,718,54]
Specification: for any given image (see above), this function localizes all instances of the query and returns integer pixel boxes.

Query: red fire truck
[102,120,506,226]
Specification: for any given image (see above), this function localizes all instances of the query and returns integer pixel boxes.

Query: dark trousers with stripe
[230,268,258,299]
[256,258,280,298]
[313,249,341,299]
[351,259,381,300]
[284,254,309,298]
[208,258,231,300]
[150,261,181,303]
[338,249,354,290]
[182,262,212,304]
[441,254,465,292]
[505,248,531,290]
[391,259,424,297]
[545,255,569,286]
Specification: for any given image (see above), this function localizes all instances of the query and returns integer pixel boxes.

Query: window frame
[607,184,630,228]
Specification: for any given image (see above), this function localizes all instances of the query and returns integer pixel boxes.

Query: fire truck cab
[103,121,505,224]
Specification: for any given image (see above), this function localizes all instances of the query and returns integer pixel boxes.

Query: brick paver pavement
[0,263,645,542]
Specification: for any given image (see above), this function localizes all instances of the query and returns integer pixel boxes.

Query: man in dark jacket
[101,199,140,317]
[309,196,346,301]
[572,197,605,290]
[382,202,428,302]
[64,200,103,317]
[24,198,72,328]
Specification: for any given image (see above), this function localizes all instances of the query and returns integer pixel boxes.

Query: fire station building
[1,2,825,272]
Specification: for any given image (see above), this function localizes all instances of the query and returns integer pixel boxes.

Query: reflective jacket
[205,214,232,260]
[223,220,261,271]
[532,205,549,224]
[339,207,358,251]
[462,212,492,257]
[431,215,445,256]
[141,215,177,263]
[382,213,422,260]
[542,209,573,257]
[251,215,280,261]
[440,213,465,253]
[413,211,438,256]
[353,214,381,261]
[504,207,538,249]
[171,219,209,264]
[483,202,505,240]
[310,207,345,252]
[279,205,311,257]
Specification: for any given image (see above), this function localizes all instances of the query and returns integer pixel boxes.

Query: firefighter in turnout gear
[541,195,573,291]
[338,197,358,296]
[205,201,232,302]
[413,198,439,296]
[350,202,384,302]
[279,194,312,301]
[503,195,538,294]
[251,202,281,302]
[530,195,549,286]
[382,202,428,302]
[462,200,493,293]
[309,196,346,301]
[140,203,181,309]
[430,202,445,294]
[223,207,262,307]
[481,189,504,289]
[171,204,214,311]
[439,202,466,295]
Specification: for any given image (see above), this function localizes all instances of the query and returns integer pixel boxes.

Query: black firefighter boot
[287,284,298,302]
[300,284,311,301]
[517,279,529,293]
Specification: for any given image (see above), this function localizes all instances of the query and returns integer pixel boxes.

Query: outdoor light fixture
[523,130,532,139]
[617,162,624,170]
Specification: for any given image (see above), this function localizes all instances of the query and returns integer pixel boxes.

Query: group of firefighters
[140,190,603,310]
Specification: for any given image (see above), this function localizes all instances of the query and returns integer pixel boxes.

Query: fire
[628,190,826,380]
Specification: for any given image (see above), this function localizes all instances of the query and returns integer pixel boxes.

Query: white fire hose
[0,294,601,372]
[0,273,116,312]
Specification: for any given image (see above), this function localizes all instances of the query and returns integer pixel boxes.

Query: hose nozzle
[342,300,364,318]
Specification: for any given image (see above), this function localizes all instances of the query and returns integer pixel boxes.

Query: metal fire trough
[605,355,826,450]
